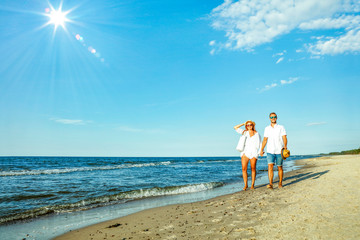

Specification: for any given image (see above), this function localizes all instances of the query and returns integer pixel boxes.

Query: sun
[49,9,68,28]
[44,3,71,33]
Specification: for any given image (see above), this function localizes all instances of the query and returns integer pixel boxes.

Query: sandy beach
[55,155,360,240]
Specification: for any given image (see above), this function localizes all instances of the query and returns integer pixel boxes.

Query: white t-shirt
[263,124,287,154]
[236,129,262,159]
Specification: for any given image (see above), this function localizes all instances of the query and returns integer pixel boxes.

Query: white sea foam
[0,182,223,224]
[0,161,172,177]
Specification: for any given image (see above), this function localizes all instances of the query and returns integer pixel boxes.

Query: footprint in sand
[159,224,174,231]
[187,210,198,215]
[166,235,177,239]
[211,217,223,223]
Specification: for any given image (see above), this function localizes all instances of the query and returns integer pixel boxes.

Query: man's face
[270,114,277,124]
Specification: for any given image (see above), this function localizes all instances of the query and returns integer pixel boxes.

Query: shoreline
[55,154,360,239]
[0,156,301,240]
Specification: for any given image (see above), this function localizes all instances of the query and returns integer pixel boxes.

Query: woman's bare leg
[241,155,250,190]
[250,157,257,189]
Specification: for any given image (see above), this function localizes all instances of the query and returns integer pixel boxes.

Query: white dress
[236,129,262,159]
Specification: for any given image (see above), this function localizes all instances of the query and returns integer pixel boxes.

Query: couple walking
[234,112,288,190]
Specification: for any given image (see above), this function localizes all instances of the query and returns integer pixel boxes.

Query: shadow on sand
[283,170,329,187]
[255,170,329,189]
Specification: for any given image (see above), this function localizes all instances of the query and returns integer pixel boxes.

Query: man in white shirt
[260,112,288,189]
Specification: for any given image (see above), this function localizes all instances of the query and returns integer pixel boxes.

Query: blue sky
[0,0,359,156]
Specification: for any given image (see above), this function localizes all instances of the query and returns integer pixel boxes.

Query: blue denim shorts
[267,153,283,166]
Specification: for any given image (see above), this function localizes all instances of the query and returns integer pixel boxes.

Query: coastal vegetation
[322,148,360,155]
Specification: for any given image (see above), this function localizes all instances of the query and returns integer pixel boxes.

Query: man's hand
[260,137,268,157]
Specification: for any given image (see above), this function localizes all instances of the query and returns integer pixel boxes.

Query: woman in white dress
[234,120,262,190]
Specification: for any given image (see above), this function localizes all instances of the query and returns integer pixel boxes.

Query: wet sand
[55,155,360,240]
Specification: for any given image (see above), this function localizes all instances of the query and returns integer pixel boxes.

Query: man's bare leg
[267,163,274,189]
[241,155,250,190]
[250,157,257,189]
[278,166,283,188]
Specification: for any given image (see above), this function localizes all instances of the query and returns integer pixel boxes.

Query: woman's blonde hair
[245,120,256,132]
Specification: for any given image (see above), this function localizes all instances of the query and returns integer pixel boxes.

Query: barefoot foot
[266,184,273,189]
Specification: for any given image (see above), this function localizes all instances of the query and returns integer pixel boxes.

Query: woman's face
[246,123,254,130]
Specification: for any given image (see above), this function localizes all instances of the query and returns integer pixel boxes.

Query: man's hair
[269,112,277,117]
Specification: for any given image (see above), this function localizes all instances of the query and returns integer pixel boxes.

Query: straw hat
[281,148,290,160]
[245,120,255,127]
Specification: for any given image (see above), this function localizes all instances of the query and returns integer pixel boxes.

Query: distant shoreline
[320,148,360,155]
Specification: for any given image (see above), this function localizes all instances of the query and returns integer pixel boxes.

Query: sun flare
[49,9,67,27]
[44,3,70,33]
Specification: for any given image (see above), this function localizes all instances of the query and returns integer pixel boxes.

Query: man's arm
[282,135,287,149]
[260,137,268,156]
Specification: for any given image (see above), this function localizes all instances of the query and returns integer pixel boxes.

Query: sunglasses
[270,116,277,119]
[246,124,253,127]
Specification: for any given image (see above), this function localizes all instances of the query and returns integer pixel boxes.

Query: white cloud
[306,122,327,126]
[50,118,89,125]
[273,50,286,57]
[276,57,284,64]
[307,29,360,55]
[299,15,360,30]
[258,83,278,92]
[210,0,360,55]
[265,83,277,90]
[209,40,216,46]
[280,77,298,84]
[258,77,298,92]
[273,50,286,63]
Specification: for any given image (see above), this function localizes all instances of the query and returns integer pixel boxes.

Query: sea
[0,155,319,239]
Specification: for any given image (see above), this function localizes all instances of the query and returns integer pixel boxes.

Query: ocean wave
[0,182,224,224]
[207,159,242,163]
[0,161,172,177]
[0,158,245,177]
